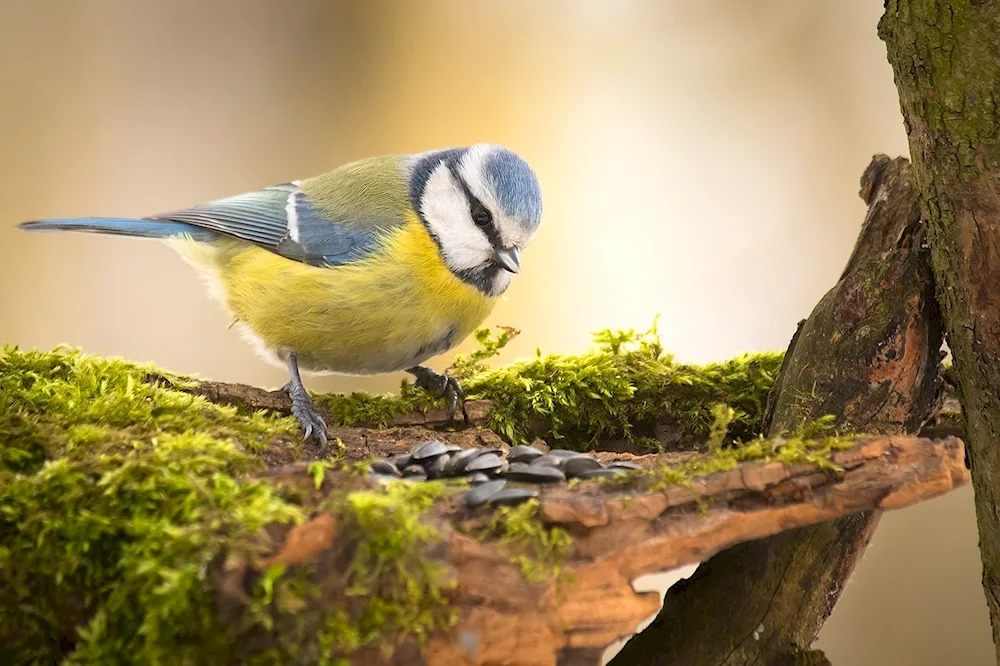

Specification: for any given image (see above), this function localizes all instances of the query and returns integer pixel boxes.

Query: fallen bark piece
[220,434,967,666]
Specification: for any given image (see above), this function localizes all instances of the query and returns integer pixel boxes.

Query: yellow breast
[169,214,497,374]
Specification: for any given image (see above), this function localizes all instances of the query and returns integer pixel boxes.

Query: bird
[18,144,542,452]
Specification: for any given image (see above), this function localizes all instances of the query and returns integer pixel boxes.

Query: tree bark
[879,2,1000,660]
[230,434,966,666]
[610,155,944,665]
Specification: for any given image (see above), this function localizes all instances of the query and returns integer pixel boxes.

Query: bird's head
[408,144,542,297]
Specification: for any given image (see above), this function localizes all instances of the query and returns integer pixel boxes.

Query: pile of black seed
[367,441,642,508]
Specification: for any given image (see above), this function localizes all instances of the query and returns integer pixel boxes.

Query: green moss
[319,481,457,653]
[706,403,739,451]
[648,413,857,491]
[0,431,303,665]
[479,499,573,581]
[0,346,458,665]
[454,322,783,450]
[303,322,781,452]
[317,384,439,429]
[448,325,521,379]
[0,345,295,476]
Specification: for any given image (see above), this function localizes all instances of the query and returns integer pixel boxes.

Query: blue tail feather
[18,217,219,241]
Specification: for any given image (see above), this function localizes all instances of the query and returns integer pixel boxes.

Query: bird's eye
[472,205,493,227]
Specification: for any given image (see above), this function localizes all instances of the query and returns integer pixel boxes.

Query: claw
[288,385,328,452]
[284,354,329,454]
[407,366,469,425]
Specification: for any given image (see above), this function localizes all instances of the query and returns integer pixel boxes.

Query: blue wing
[21,182,398,268]
[150,183,386,267]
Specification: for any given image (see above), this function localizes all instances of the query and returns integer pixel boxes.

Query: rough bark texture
[880,3,1000,658]
[611,155,944,665]
[229,434,966,666]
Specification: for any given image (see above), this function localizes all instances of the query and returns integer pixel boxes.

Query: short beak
[492,246,521,274]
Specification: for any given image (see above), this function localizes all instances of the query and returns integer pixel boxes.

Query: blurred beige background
[0,1,990,663]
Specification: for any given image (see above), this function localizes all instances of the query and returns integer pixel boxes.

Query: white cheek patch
[420,165,493,271]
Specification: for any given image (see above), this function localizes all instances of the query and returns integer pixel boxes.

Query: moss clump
[304,321,782,452]
[649,414,858,490]
[479,499,573,581]
[0,431,303,664]
[0,346,300,664]
[247,482,459,664]
[317,384,440,429]
[0,346,458,665]
[0,345,295,476]
[454,321,783,450]
[321,481,457,652]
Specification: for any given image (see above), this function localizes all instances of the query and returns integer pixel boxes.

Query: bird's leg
[283,352,328,452]
[406,366,469,424]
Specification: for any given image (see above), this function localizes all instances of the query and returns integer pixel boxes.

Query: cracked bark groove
[610,155,945,665]
[880,3,1000,658]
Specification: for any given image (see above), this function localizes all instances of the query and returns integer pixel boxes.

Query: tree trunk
[880,2,1000,660]
[610,155,944,665]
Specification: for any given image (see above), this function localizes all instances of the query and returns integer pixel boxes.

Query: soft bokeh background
[0,1,990,663]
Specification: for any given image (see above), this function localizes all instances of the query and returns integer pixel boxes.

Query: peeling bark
[611,155,944,665]
[880,2,1000,659]
[228,434,966,665]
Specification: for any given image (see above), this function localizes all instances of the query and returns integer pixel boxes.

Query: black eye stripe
[446,162,502,247]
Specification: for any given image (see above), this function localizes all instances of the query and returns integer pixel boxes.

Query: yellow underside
[167,215,496,374]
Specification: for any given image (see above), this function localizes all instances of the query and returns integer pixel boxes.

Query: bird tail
[18,217,217,241]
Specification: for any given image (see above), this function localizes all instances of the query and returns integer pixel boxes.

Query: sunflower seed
[369,460,401,477]
[446,448,489,475]
[466,453,507,474]
[402,465,428,481]
[508,444,545,464]
[411,440,450,461]
[505,463,565,483]
[465,479,507,507]
[562,456,604,478]
[578,468,627,480]
[423,453,451,479]
[489,488,539,506]
[606,460,642,471]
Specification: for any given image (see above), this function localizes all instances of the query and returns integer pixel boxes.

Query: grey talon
[406,365,469,424]
[284,352,328,453]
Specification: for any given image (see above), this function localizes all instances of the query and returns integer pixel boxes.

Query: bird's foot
[283,381,329,453]
[407,366,469,424]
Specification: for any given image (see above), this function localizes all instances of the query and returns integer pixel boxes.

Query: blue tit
[19,144,543,451]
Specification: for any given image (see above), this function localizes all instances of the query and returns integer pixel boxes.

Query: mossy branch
[0,341,966,665]
[153,324,785,458]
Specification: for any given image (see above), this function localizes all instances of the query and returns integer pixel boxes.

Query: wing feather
[147,158,410,267]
